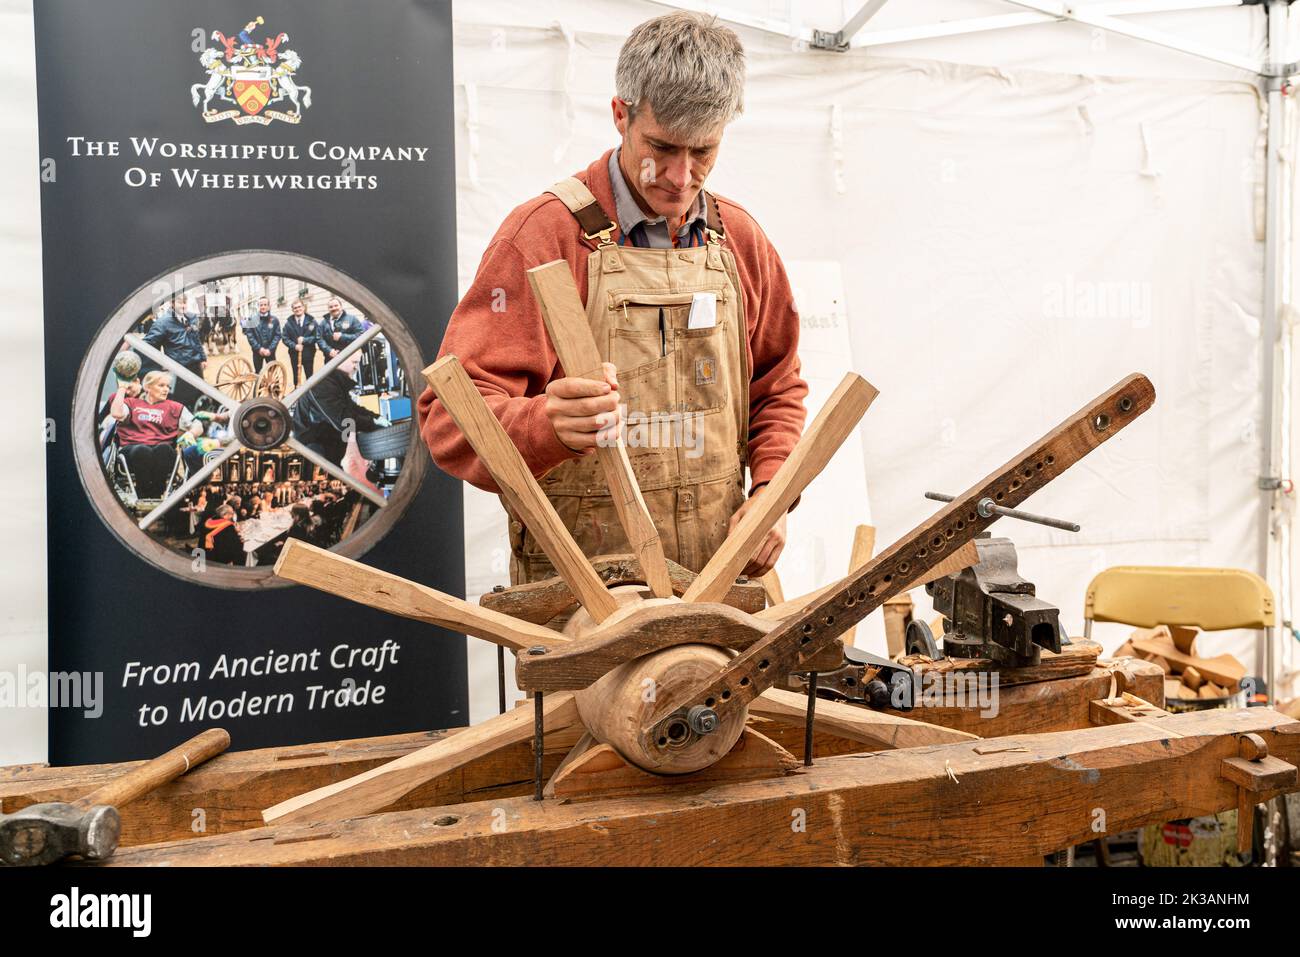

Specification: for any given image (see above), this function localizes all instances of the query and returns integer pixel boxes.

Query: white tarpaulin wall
[450,0,1295,721]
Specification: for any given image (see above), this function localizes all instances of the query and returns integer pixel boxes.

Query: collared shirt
[608,148,706,249]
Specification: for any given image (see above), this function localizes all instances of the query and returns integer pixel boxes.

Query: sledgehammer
[0,728,230,866]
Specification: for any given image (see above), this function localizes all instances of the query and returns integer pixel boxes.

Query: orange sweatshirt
[418,149,808,494]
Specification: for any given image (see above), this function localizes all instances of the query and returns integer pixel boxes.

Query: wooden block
[1169,625,1199,656]
[1129,635,1245,689]
[1221,755,1298,792]
[1183,665,1204,691]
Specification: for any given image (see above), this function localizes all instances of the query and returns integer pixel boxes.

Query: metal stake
[533,692,545,801]
[497,645,506,715]
[804,672,818,767]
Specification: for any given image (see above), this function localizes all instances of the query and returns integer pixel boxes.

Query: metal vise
[925,534,1063,668]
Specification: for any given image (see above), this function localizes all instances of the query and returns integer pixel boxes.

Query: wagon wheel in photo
[263,260,1156,826]
[215,355,257,402]
[116,327,390,543]
[256,360,288,399]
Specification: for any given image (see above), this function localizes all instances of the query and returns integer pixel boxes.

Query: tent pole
[1260,0,1295,706]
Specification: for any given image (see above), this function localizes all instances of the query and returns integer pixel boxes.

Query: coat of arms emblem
[190,16,312,125]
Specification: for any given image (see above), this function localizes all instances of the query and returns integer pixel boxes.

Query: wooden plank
[871,658,1165,738]
[897,639,1103,686]
[549,728,799,801]
[527,261,673,599]
[424,355,618,622]
[104,707,1300,867]
[478,554,765,625]
[275,540,563,651]
[262,693,583,825]
[684,373,878,604]
[0,728,584,848]
[1221,755,1297,792]
[749,687,976,748]
[840,525,876,647]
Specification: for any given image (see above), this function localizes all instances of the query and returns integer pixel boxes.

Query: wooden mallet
[0,728,230,866]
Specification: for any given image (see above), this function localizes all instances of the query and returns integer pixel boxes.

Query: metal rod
[533,692,545,801]
[122,334,237,410]
[804,672,818,767]
[497,645,507,715]
[138,441,242,531]
[925,492,1080,532]
[285,437,389,508]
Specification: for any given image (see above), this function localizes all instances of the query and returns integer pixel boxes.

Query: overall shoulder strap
[548,177,617,247]
[702,190,726,245]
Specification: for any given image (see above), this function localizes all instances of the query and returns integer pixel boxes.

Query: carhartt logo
[49,887,151,937]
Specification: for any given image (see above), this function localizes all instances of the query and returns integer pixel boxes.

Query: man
[143,294,207,410]
[202,503,245,565]
[419,12,807,586]
[282,297,320,386]
[290,350,386,465]
[317,297,364,361]
[246,296,282,374]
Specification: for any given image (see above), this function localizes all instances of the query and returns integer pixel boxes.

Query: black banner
[35,0,464,763]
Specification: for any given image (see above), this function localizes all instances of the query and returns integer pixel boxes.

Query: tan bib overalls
[506,177,751,585]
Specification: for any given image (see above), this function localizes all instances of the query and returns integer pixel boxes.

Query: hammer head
[0,803,121,867]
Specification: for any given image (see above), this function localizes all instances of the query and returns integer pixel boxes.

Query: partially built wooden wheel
[265,259,1156,825]
[255,360,288,398]
[214,355,256,402]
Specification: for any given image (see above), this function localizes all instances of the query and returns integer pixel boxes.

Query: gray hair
[616,12,745,139]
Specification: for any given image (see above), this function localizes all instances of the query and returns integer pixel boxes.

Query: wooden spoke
[424,355,618,622]
[683,372,878,603]
[749,688,977,749]
[273,540,563,652]
[215,355,257,402]
[527,261,673,599]
[255,360,288,398]
[262,693,582,825]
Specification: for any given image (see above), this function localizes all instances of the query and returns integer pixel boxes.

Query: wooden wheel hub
[234,396,290,451]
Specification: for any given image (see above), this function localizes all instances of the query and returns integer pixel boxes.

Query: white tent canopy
[448,0,1300,720]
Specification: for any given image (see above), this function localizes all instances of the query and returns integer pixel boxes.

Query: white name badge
[688,292,717,330]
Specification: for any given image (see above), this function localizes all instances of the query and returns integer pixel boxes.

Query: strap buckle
[584,225,617,247]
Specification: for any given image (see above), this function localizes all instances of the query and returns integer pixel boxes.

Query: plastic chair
[1083,565,1274,637]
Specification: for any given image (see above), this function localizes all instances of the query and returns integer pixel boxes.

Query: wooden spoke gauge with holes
[24,259,1299,866]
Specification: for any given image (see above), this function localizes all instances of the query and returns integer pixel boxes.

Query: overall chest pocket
[608,288,732,416]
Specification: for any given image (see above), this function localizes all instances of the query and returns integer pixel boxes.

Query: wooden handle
[424,355,619,622]
[75,728,230,810]
[684,372,878,603]
[274,539,564,651]
[527,261,673,599]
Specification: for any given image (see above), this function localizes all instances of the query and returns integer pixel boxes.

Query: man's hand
[727,489,786,577]
[545,361,622,454]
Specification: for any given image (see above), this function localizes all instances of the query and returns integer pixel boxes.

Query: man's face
[612,99,724,222]
[328,299,342,318]
[292,301,304,317]
[259,298,270,314]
